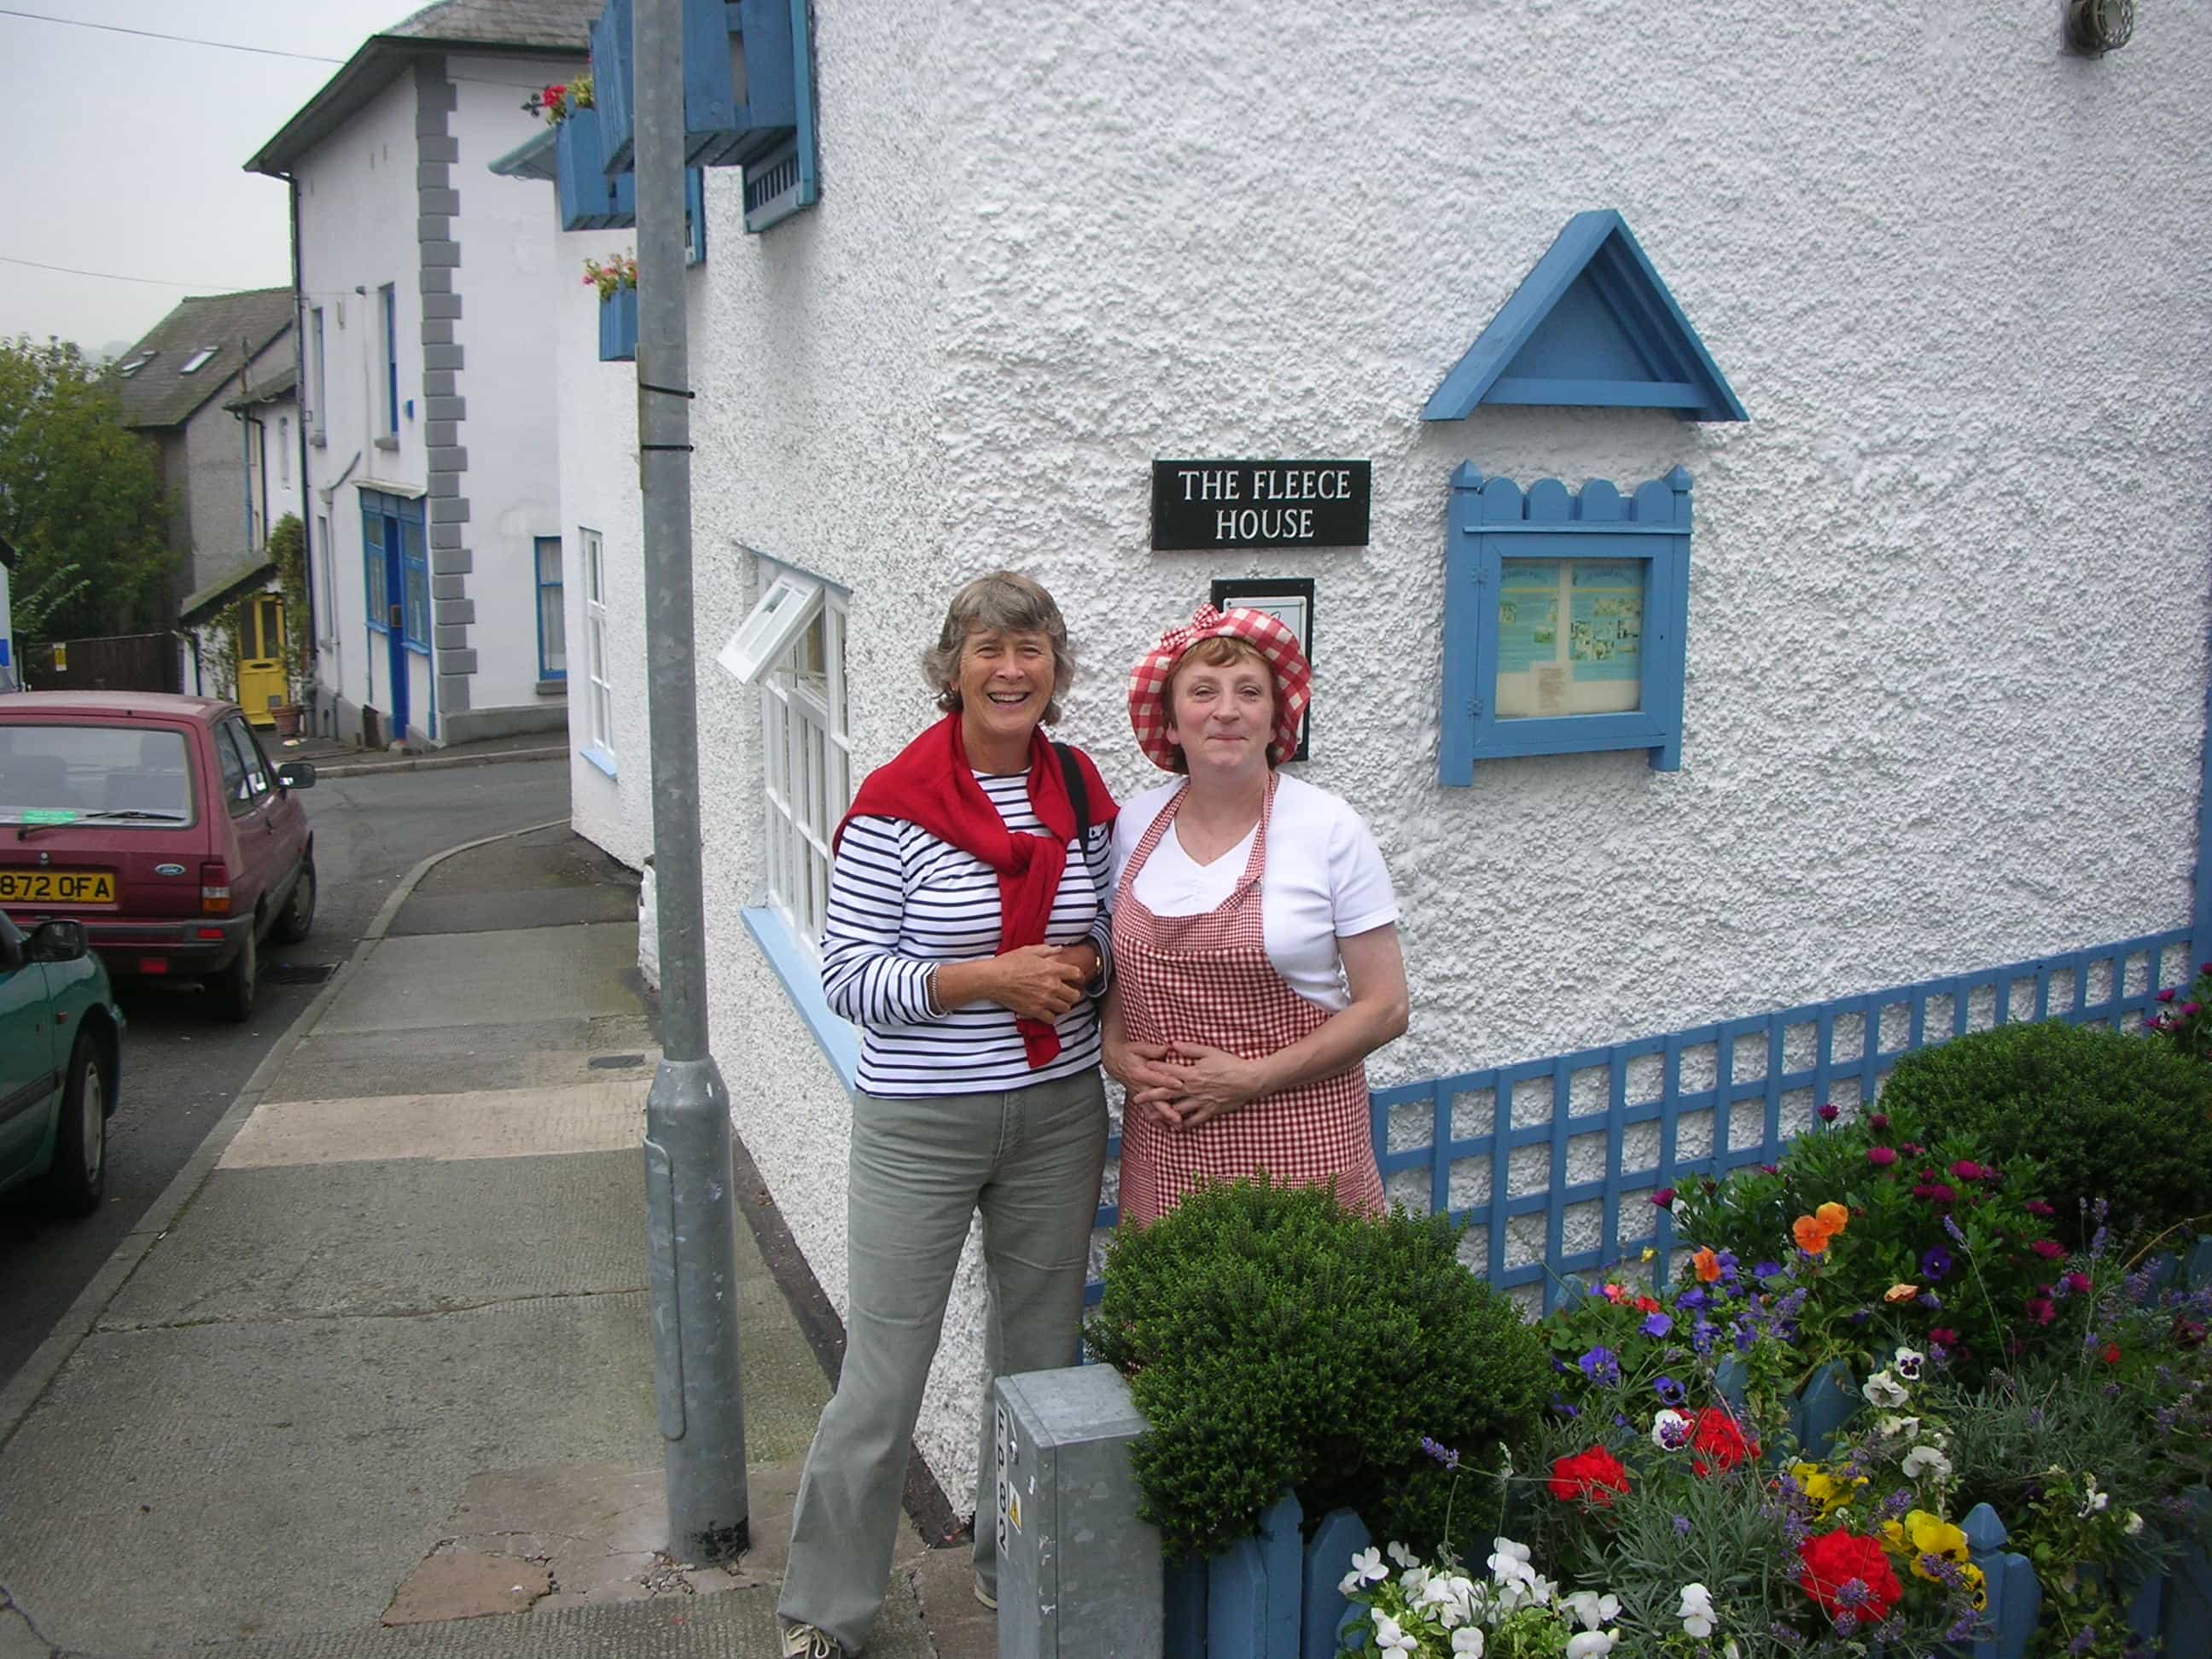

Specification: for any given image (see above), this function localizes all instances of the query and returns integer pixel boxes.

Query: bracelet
[925,966,945,1018]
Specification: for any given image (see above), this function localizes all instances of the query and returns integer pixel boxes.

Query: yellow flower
[1815,1200,1850,1235]
[1959,1560,1988,1610]
[1789,1461,1866,1519]
[1640,1247,1656,1263]
[1900,1510,1970,1580]
[1885,1282,1920,1303]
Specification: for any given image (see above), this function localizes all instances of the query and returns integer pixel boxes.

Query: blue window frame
[359,489,428,650]
[535,536,567,680]
[364,512,389,632]
[1440,463,1692,783]
[380,283,399,437]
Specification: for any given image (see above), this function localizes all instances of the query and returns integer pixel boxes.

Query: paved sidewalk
[273,730,568,781]
[0,827,974,1658]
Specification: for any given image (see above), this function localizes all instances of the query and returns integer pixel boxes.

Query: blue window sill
[741,905,859,1095]
[368,622,390,636]
[404,639,430,656]
[579,743,618,778]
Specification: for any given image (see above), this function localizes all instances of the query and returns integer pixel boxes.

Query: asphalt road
[0,756,572,1388]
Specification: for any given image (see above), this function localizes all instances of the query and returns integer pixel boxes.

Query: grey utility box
[993,1364,1163,1659]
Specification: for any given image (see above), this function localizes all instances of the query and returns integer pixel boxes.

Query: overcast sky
[3,2,434,357]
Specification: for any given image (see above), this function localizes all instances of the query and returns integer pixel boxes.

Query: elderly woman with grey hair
[777,571,1118,1659]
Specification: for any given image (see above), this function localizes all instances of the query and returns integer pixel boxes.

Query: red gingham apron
[1110,775,1385,1227]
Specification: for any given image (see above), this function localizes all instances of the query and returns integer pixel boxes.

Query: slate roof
[114,289,295,434]
[247,0,594,174]
[223,364,300,412]
[383,0,601,49]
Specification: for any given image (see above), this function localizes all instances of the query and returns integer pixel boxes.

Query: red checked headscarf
[1127,605,1312,771]
[835,713,1117,1068]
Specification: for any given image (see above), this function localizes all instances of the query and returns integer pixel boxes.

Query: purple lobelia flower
[1674,1515,1691,1536]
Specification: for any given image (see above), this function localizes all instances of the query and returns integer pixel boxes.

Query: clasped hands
[983,941,1099,1022]
[1105,1039,1261,1131]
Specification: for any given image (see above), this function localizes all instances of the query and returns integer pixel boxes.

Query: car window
[0,724,194,824]
[215,722,253,817]
[225,720,273,799]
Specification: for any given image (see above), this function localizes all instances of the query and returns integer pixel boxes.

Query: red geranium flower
[1547,1445,1631,1506]
[1798,1529,1903,1622]
[1690,1407,1758,1476]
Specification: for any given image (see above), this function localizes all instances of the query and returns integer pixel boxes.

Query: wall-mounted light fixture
[2066,0,2134,55]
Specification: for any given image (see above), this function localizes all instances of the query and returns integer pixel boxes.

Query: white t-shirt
[1110,772,1399,1012]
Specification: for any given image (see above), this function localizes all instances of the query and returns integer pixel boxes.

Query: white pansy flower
[2125,1511,2145,1536]
[1863,1371,1911,1408]
[1873,1413,1920,1441]
[1339,1545,1388,1596]
[1901,1445,1953,1483]
[1563,1591,1621,1632]
[1386,1540,1418,1569]
[1565,1630,1619,1659]
[1677,1581,1717,1639]
[1372,1610,1417,1655]
[1401,1565,1432,1599]
[1893,1346,1926,1381]
[1651,1408,1695,1452]
[1452,1631,1485,1657]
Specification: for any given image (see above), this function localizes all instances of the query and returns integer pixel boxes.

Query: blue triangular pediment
[1423,211,1747,423]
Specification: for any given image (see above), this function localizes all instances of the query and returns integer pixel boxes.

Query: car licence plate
[0,870,116,905]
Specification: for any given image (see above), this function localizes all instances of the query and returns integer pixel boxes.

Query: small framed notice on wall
[1208,576,1314,761]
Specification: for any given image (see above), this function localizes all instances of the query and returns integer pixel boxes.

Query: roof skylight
[179,347,217,375]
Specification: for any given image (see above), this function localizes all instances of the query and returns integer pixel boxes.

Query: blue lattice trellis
[1086,927,2194,1310]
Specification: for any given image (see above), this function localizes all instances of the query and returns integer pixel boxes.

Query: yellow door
[236,595,287,727]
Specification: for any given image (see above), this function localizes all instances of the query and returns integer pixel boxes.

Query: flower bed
[1088,1024,2212,1659]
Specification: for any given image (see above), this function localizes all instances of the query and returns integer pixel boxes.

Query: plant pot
[272,703,303,738]
[598,286,639,362]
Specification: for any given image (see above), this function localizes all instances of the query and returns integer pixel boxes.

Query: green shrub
[1085,1179,1549,1560]
[1875,1019,2212,1246]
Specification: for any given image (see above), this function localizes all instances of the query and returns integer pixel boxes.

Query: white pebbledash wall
[658,1,2212,1517]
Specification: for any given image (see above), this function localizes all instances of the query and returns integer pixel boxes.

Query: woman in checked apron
[1103,605,1409,1225]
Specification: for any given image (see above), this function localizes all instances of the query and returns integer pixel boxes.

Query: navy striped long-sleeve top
[819,771,1114,1096]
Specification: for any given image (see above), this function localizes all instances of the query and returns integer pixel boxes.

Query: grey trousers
[778,1068,1108,1653]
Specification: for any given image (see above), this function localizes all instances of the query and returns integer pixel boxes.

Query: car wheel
[271,857,317,945]
[212,925,257,1023]
[43,1031,109,1217]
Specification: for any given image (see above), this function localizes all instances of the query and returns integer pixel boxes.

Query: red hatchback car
[0,693,317,1021]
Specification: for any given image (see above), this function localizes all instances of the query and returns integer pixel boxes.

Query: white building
[558,0,2212,1545]
[247,0,592,748]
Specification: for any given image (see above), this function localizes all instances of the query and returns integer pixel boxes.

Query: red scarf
[835,714,1119,1067]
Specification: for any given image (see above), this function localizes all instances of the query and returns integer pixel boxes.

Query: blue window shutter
[684,167,707,265]
[1439,466,1693,783]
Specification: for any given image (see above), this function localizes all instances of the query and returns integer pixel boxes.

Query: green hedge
[1875,1019,2212,1246]
[1086,1179,1549,1560]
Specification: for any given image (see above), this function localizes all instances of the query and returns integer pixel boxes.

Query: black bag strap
[1052,741,1091,847]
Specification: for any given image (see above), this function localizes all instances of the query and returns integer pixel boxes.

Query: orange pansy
[1792,1215,1835,1254]
[1692,1247,1723,1284]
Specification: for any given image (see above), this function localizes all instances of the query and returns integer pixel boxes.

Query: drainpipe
[635,0,748,1562]
[290,176,318,689]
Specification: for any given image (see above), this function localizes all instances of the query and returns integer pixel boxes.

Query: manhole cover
[263,962,337,985]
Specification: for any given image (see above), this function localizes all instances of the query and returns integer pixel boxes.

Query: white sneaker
[781,1622,843,1658]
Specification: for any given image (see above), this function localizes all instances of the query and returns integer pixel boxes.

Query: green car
[0,911,124,1214]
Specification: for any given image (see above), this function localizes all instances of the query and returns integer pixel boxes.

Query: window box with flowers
[543,76,637,233]
[586,253,637,362]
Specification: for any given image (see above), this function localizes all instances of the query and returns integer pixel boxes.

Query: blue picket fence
[1167,1482,2212,1659]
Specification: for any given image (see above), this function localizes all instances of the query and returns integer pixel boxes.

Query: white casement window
[582,529,614,759]
[756,581,849,953]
